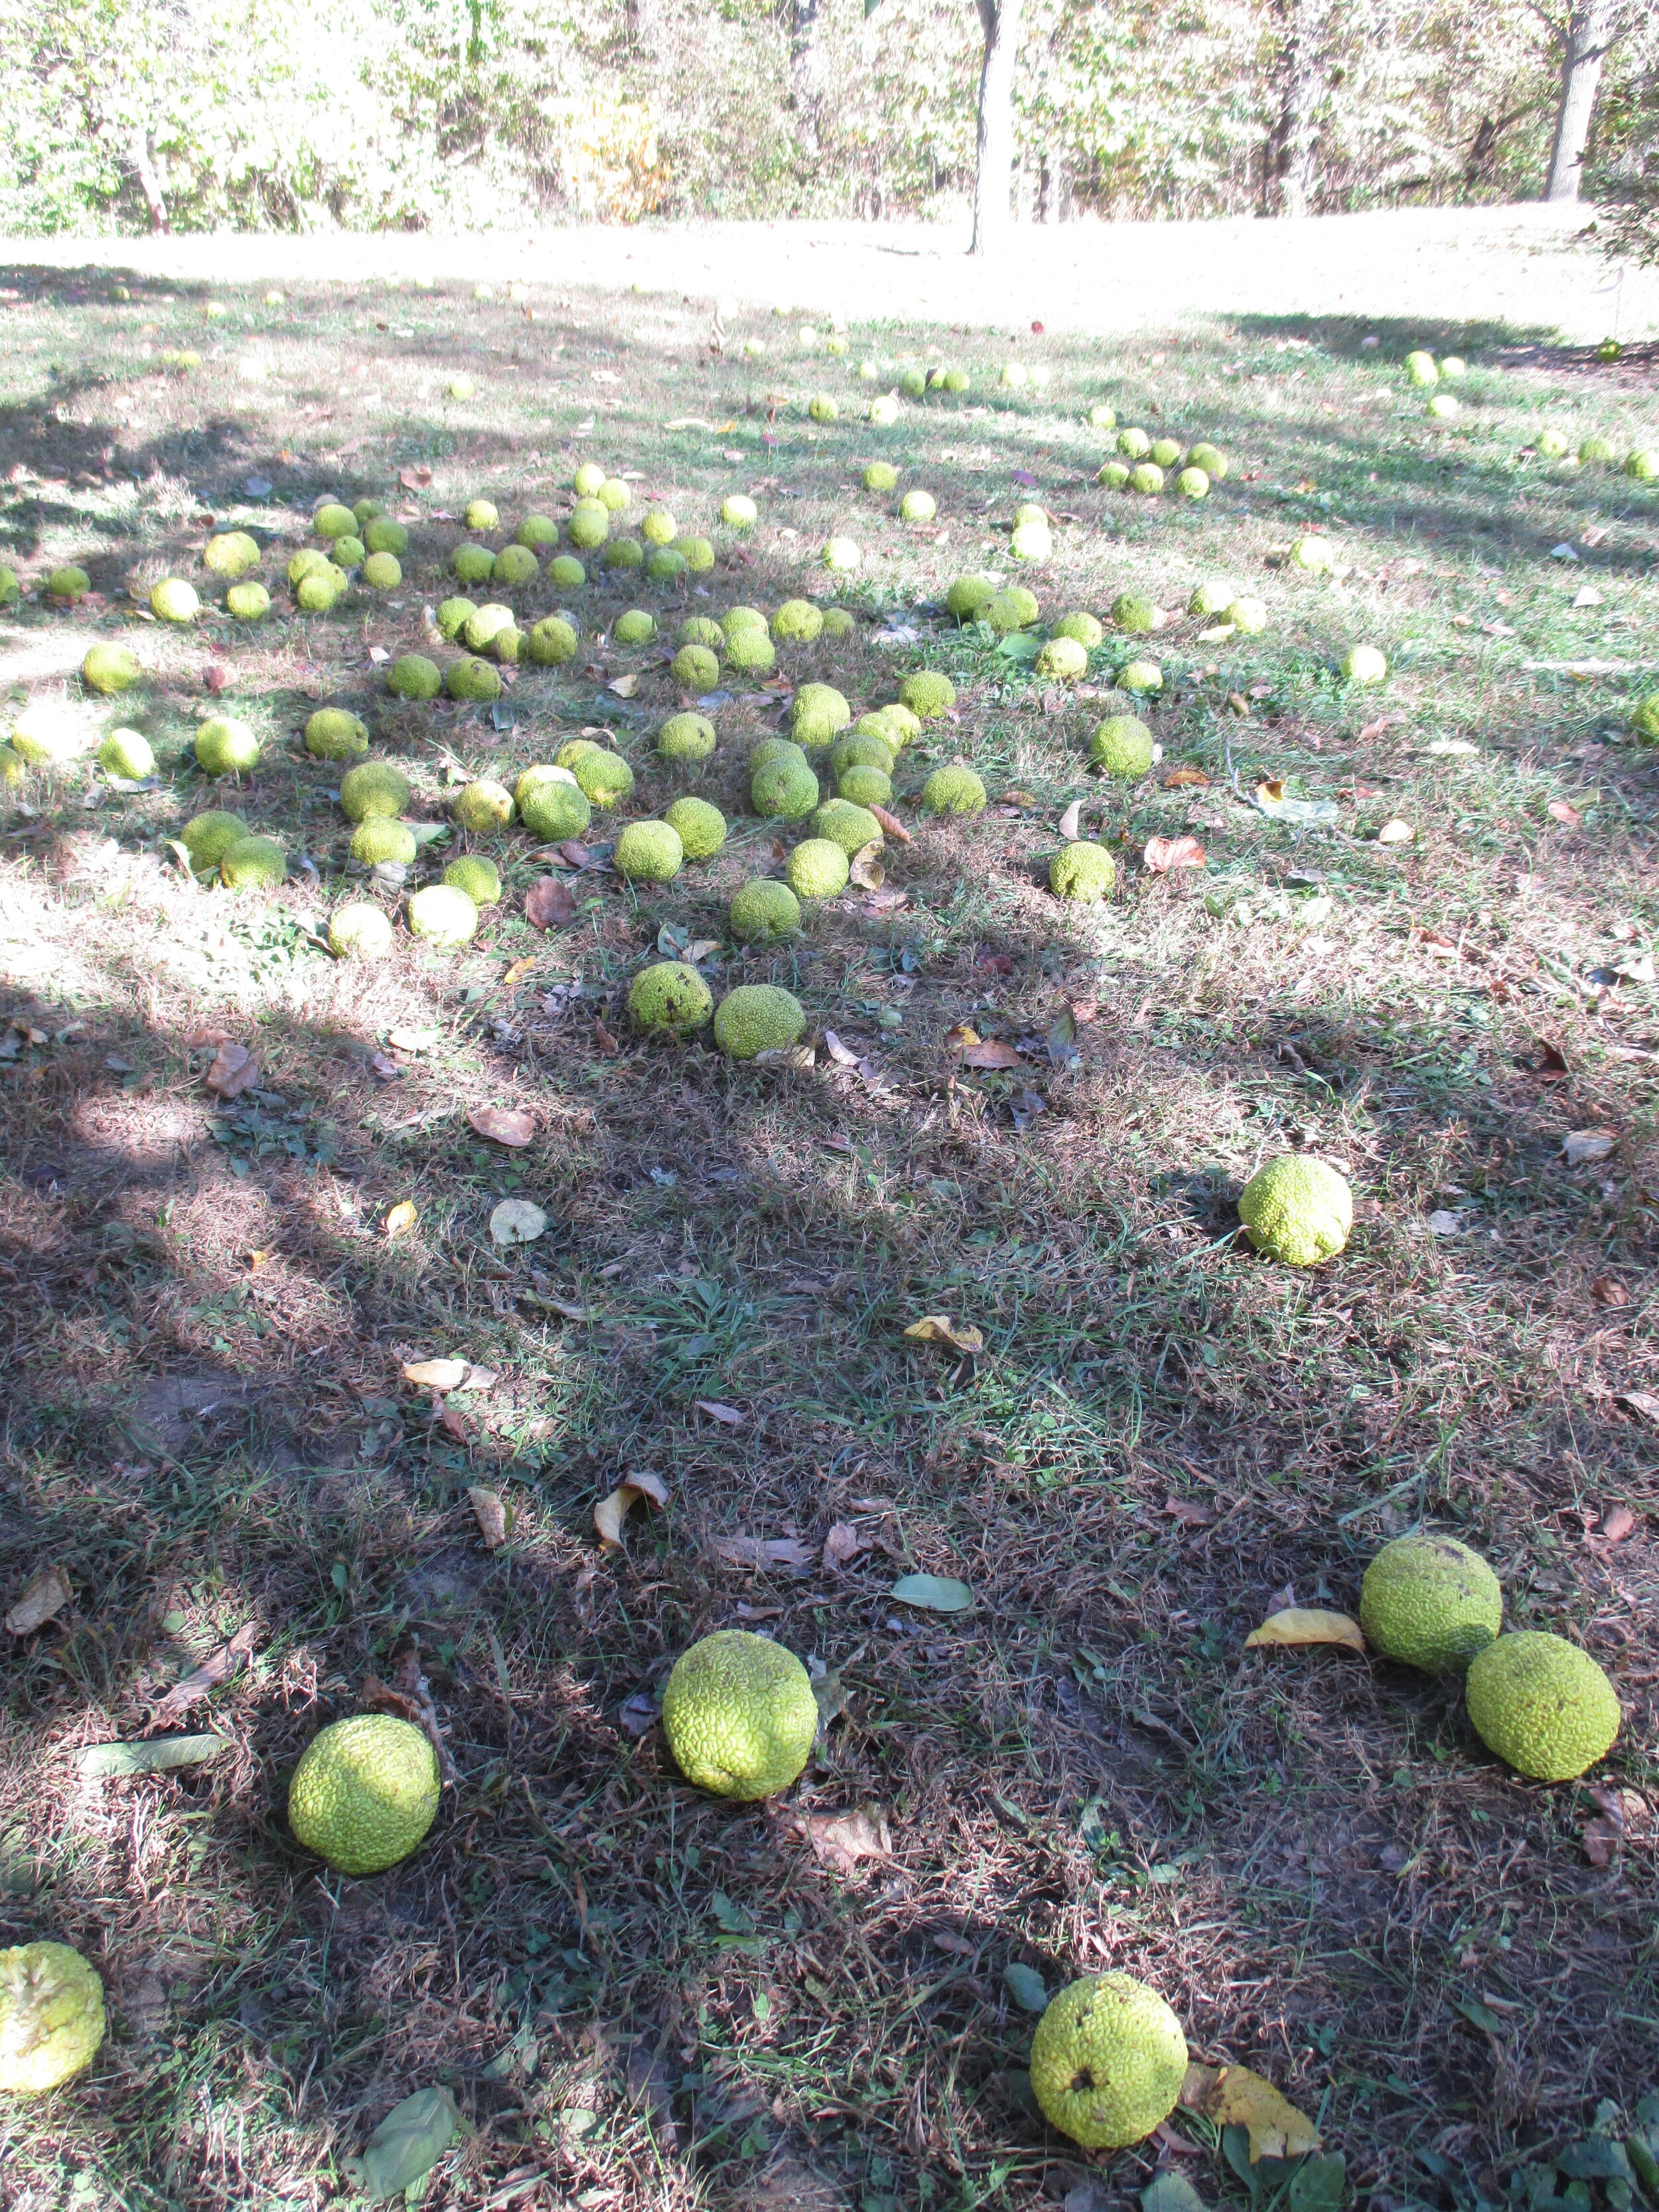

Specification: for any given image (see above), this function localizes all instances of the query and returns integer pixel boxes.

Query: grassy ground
[0,253,1656,2212]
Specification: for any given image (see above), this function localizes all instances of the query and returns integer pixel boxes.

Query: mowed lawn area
[0,230,1656,2212]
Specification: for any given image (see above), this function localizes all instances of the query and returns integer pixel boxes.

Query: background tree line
[0,0,1653,250]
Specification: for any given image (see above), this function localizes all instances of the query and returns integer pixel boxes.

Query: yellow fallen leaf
[944,1024,981,1048]
[385,1200,419,1239]
[404,1357,469,1392]
[1181,2064,1319,2160]
[595,1471,670,1549]
[1376,818,1415,845]
[502,956,538,986]
[248,1249,273,1272]
[904,1315,985,1356]
[1246,1608,1366,1655]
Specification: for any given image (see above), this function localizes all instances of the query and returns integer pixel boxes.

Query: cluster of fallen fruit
[0,1530,1623,2157]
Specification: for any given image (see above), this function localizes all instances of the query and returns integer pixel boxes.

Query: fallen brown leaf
[5,1562,72,1636]
[399,465,433,490]
[468,1485,511,1550]
[1563,1129,1615,1167]
[868,802,912,845]
[1598,1505,1636,1546]
[1619,1390,1659,1426]
[716,1534,813,1572]
[1164,1496,1216,1530]
[904,1315,985,1356]
[595,1470,670,1549]
[693,1398,745,1426]
[822,1521,868,1570]
[791,1804,893,1875]
[1548,798,1582,826]
[1163,766,1210,788]
[1246,1607,1366,1654]
[1591,1276,1629,1307]
[593,1019,620,1054]
[959,1039,1021,1070]
[363,1639,457,1785]
[848,842,885,890]
[204,1041,259,1098]
[822,1029,861,1067]
[526,876,577,929]
[1583,1818,1620,1867]
[146,1621,257,1729]
[1143,834,1206,873]
[468,1105,536,1147]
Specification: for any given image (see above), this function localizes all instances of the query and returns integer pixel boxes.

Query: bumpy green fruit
[897,672,955,719]
[663,795,726,861]
[306,708,368,761]
[364,519,409,556]
[682,536,715,573]
[646,548,687,585]
[641,508,678,546]
[752,755,819,820]
[1360,1536,1502,1673]
[329,901,394,960]
[1189,581,1234,619]
[451,542,496,586]
[773,599,824,644]
[82,644,140,697]
[786,837,851,899]
[464,498,499,532]
[179,810,249,871]
[388,654,441,701]
[723,605,768,639]
[672,644,720,690]
[0,1942,106,2095]
[295,567,345,611]
[986,587,1040,633]
[1465,1632,1620,1781]
[527,616,579,668]
[1187,442,1228,480]
[658,711,717,763]
[1150,437,1183,469]
[1175,467,1210,500]
[725,627,776,676]
[46,565,90,600]
[822,536,861,572]
[922,765,987,816]
[332,536,367,569]
[1405,350,1439,387]
[831,731,895,778]
[721,494,758,529]
[812,799,882,856]
[865,462,899,494]
[837,764,892,808]
[1293,534,1335,572]
[453,778,514,833]
[444,656,502,702]
[1579,435,1615,466]
[1343,644,1388,685]
[314,502,357,540]
[1117,427,1152,460]
[1090,715,1153,777]
[573,463,607,498]
[219,835,286,890]
[1227,595,1269,635]
[614,609,656,646]
[682,616,724,650]
[463,603,515,654]
[340,761,412,822]
[597,477,630,514]
[869,394,900,425]
[444,855,502,905]
[516,514,559,550]
[614,820,684,883]
[407,883,479,946]
[1052,610,1104,648]
[288,1714,441,1874]
[568,501,610,550]
[1030,1974,1187,2150]
[1037,636,1089,680]
[1050,840,1118,901]
[629,960,713,1035]
[351,818,417,867]
[361,552,402,589]
[1089,402,1118,429]
[352,500,384,528]
[98,727,154,778]
[195,717,261,775]
[900,488,937,523]
[1427,393,1459,423]
[1129,465,1163,496]
[1629,693,1659,743]
[729,879,801,941]
[946,574,996,621]
[204,531,261,579]
[1118,660,1162,695]
[1534,427,1571,461]
[662,1630,818,1797]
[793,682,851,747]
[713,985,808,1062]
[1628,449,1659,482]
[1238,1155,1352,1266]
[518,778,593,841]
[571,749,634,808]
[151,578,199,623]
[1098,461,1131,490]
[1011,518,1053,558]
[226,579,275,618]
[435,597,476,641]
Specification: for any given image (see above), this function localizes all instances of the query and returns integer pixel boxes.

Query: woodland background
[0,0,1656,244]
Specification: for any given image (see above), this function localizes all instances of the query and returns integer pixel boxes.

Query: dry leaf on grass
[1548,799,1582,826]
[1563,1130,1615,1167]
[1594,1505,1636,1544]
[502,956,538,986]
[716,1535,814,1572]
[78,1733,230,1780]
[958,1039,1021,1070]
[822,1030,861,1067]
[869,804,911,845]
[823,1521,868,1570]
[1181,2064,1319,2161]
[593,1019,620,1054]
[489,1199,547,1246]
[204,1041,259,1098]
[468,1485,512,1550]
[792,1804,893,1875]
[1164,1497,1216,1530]
[609,672,641,697]
[468,1105,536,1147]
[848,842,885,890]
[1583,1818,1621,1866]
[147,1621,257,1728]
[1246,1607,1366,1654]
[1617,1390,1659,1426]
[384,1200,419,1239]
[5,1562,72,1636]
[526,877,577,929]
[1163,765,1210,788]
[693,1398,745,1426]
[1376,818,1415,846]
[403,1357,469,1391]
[904,1314,985,1355]
[1143,835,1206,873]
[364,1641,457,1785]
[1058,798,1083,841]
[595,1470,670,1549]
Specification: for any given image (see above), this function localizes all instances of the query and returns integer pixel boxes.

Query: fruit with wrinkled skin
[837,763,892,808]
[865,461,899,493]
[332,536,367,569]
[811,799,883,856]
[288,1714,441,1874]
[1427,394,1460,423]
[313,502,357,539]
[822,536,861,572]
[729,879,801,941]
[946,574,997,621]
[492,544,538,587]
[1150,437,1183,469]
[195,717,261,775]
[986,587,1040,634]
[226,582,271,620]
[219,835,286,890]
[407,884,478,946]
[1534,427,1571,460]
[658,711,717,763]
[0,1942,106,2094]
[442,855,500,906]
[306,708,368,761]
[1129,464,1164,496]
[567,500,611,550]
[721,494,758,529]
[362,552,401,589]
[204,531,260,579]
[462,603,514,656]
[752,755,819,820]
[350,818,417,867]
[1405,350,1439,387]
[388,654,442,701]
[365,519,409,556]
[1238,1155,1352,1266]
[672,644,720,690]
[328,901,394,960]
[1037,635,1088,679]
[1187,442,1228,480]
[793,682,851,747]
[786,837,851,899]
[614,609,656,646]
[614,820,684,883]
[831,731,895,778]
[1118,660,1162,695]
[662,1631,818,1797]
[295,566,346,612]
[445,656,502,702]
[340,761,411,822]
[1116,427,1152,459]
[518,777,592,841]
[1293,534,1335,571]
[453,778,514,833]
[152,578,199,623]
[527,616,579,667]
[180,810,249,871]
[772,599,824,644]
[1227,595,1269,635]
[1011,517,1052,559]
[629,961,713,1035]
[436,597,476,641]
[725,626,776,675]
[922,765,987,816]
[1465,1632,1621,1781]
[1360,1536,1502,1673]
[1175,467,1210,500]
[869,394,900,425]
[46,565,90,601]
[1050,841,1117,901]
[598,477,630,513]
[464,498,499,532]
[1114,593,1158,635]
[570,748,634,808]
[713,984,808,1061]
[664,795,727,860]
[1098,461,1131,489]
[1029,1972,1187,2150]
[1629,694,1659,742]
[1090,715,1153,777]
[681,536,715,573]
[451,542,496,585]
[1343,645,1388,685]
[1189,580,1235,619]
[82,644,140,697]
[1579,435,1615,466]
[1052,610,1104,648]
[573,463,607,498]
[98,727,154,778]
[1628,449,1659,482]
[897,671,955,719]
[899,488,936,523]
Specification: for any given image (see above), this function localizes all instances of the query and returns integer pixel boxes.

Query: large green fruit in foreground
[1030,1972,1188,2149]
[288,1714,441,1874]
[1238,1155,1352,1266]
[1360,1535,1502,1672]
[1465,1632,1620,1781]
[0,1942,106,2093]
[713,984,807,1061]
[662,1631,818,1800]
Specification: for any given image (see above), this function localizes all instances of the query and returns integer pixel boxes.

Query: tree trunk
[970,0,1023,257]
[131,125,169,234]
[790,0,824,159]
[1261,0,1320,216]
[1546,0,1615,204]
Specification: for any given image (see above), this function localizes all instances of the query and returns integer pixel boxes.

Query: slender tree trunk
[790,0,824,158]
[1546,0,1615,204]
[970,0,1022,257]
[1261,0,1320,216]
[131,125,169,234]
